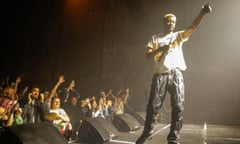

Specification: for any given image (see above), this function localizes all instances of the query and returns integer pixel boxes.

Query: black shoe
[136,135,147,144]
[136,132,153,144]
[136,130,155,144]
[168,141,180,144]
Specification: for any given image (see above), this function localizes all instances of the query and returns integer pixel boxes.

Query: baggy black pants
[136,69,185,144]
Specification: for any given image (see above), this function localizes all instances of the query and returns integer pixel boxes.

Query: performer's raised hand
[201,3,212,14]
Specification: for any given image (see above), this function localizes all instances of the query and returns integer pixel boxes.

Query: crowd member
[90,96,98,118]
[99,90,108,102]
[1,76,21,101]
[93,97,105,119]
[49,96,72,140]
[121,88,133,113]
[0,96,18,127]
[12,103,23,125]
[0,76,23,127]
[90,96,97,108]
[80,98,92,118]
[103,99,114,120]
[114,95,124,115]
[22,87,45,123]
[45,75,65,109]
[18,86,29,108]
[64,96,82,140]
[61,80,80,104]
[122,88,130,105]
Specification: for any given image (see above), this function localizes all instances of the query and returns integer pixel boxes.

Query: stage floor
[71,122,240,144]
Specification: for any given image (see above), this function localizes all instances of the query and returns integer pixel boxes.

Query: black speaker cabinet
[127,111,145,125]
[77,118,119,144]
[0,122,68,144]
[112,113,141,132]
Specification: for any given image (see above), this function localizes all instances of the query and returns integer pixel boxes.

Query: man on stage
[136,3,212,144]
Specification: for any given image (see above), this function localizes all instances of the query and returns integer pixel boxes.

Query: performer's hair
[163,13,176,21]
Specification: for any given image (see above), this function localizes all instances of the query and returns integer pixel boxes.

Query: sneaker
[168,141,180,144]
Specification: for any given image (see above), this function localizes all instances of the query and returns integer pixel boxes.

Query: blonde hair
[163,13,176,21]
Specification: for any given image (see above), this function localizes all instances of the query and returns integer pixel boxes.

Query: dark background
[4,0,240,124]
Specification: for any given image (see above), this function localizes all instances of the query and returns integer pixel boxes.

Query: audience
[0,75,134,142]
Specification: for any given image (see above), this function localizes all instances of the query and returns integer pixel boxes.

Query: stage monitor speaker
[112,113,141,132]
[0,122,68,144]
[127,111,145,125]
[77,118,119,144]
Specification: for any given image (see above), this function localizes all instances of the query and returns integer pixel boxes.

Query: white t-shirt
[147,31,188,73]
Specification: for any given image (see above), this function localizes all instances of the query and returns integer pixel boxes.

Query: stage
[70,121,240,144]
[1,113,240,144]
